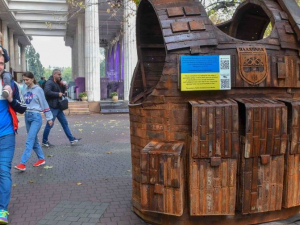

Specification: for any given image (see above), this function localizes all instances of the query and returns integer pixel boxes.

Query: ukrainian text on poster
[180,55,231,91]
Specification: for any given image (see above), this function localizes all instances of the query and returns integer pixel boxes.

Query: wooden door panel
[140,141,185,216]
[190,99,239,159]
[189,158,237,215]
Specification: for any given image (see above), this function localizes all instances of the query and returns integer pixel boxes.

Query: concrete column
[14,37,20,71]
[2,21,10,70]
[21,44,26,72]
[85,0,100,102]
[8,29,15,70]
[73,34,78,79]
[71,46,76,80]
[105,47,108,77]
[123,0,137,101]
[77,14,85,77]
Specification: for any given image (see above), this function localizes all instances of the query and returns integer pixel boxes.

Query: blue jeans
[42,108,74,143]
[0,133,15,211]
[21,112,45,164]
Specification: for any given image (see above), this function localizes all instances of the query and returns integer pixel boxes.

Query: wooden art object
[129,0,300,224]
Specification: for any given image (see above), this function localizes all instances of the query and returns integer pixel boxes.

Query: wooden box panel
[189,157,237,215]
[238,138,284,214]
[140,141,185,216]
[236,98,287,158]
[167,7,184,17]
[278,99,300,155]
[190,99,239,159]
[276,56,300,88]
[283,154,300,208]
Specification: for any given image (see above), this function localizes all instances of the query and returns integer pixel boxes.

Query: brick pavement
[7,113,300,225]
[9,114,146,225]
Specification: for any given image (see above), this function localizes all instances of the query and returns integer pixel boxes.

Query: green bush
[111,92,118,97]
[79,92,87,97]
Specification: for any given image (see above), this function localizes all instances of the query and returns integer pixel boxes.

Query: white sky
[30,36,72,68]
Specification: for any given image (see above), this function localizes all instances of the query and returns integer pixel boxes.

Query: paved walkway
[7,113,300,225]
[10,114,146,225]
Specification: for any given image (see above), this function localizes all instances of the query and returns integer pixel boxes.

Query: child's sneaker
[1,89,9,99]
[33,159,45,167]
[14,164,26,171]
[0,210,9,224]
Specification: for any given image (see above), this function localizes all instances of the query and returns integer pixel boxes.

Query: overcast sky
[31,36,72,68]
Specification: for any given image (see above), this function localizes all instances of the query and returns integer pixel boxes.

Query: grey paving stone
[65,217,80,222]
[9,115,150,225]
[70,222,83,225]
[56,221,72,225]
[36,220,49,225]
[78,217,90,223]
[37,200,108,224]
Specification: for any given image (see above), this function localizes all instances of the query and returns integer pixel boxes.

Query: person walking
[38,77,46,89]
[14,72,53,172]
[42,69,81,147]
[0,54,27,224]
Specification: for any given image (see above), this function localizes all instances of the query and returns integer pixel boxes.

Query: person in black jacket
[42,69,81,147]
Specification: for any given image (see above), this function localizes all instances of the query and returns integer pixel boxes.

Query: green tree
[43,66,52,80]
[100,60,105,77]
[61,67,72,82]
[25,45,45,80]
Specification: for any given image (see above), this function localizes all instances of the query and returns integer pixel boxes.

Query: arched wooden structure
[129,0,300,224]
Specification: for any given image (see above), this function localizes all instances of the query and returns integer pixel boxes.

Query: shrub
[111,92,118,97]
[79,92,87,97]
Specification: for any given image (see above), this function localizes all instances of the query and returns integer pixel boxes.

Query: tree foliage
[25,45,44,80]
[205,0,300,24]
[43,66,73,83]
[62,67,72,82]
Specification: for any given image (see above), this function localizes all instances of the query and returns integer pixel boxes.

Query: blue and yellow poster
[180,55,231,91]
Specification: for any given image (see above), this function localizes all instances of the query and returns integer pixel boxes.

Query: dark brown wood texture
[130,0,300,223]
[236,98,287,158]
[189,158,237,215]
[237,151,284,214]
[190,100,239,158]
[279,99,300,154]
[140,141,185,216]
[278,0,300,41]
[283,154,300,208]
[278,99,300,208]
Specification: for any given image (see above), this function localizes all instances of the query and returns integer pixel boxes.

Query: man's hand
[48,120,53,126]
[6,86,13,102]
[58,92,63,97]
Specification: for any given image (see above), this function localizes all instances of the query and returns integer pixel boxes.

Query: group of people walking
[0,39,80,224]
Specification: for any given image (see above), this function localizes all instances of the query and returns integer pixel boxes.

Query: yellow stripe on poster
[181,73,220,91]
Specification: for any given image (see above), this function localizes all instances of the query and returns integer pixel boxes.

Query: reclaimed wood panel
[189,157,237,215]
[238,138,284,214]
[167,7,184,17]
[130,0,300,222]
[235,98,287,157]
[190,99,239,159]
[278,99,300,155]
[277,0,300,41]
[140,141,185,216]
[283,153,300,208]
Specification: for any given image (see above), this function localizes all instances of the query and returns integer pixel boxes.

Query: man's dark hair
[52,69,61,76]
[41,77,44,80]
